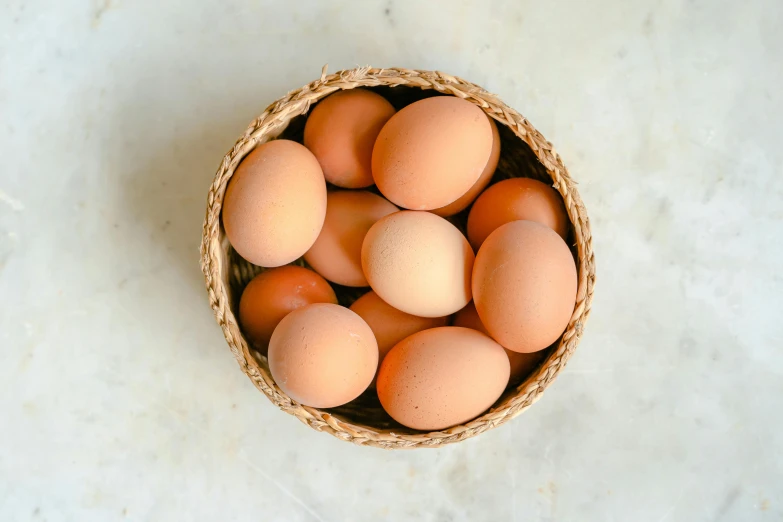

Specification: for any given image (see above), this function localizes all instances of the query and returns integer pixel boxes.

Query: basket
[200,66,596,449]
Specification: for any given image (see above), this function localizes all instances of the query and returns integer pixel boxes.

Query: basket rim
[200,65,596,449]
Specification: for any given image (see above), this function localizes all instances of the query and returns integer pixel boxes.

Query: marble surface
[1,0,782,520]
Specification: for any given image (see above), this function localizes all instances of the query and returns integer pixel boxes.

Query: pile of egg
[223,89,576,431]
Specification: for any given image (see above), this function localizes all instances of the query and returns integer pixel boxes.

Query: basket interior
[223,85,575,433]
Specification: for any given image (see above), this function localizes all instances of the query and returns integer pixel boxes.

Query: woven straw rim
[200,66,596,449]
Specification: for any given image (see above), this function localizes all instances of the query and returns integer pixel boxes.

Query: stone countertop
[1,0,781,520]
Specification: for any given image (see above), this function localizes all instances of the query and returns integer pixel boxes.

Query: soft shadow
[113,69,291,304]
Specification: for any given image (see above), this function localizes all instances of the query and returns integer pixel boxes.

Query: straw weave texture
[201,66,596,448]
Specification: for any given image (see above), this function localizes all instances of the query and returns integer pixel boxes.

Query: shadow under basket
[200,66,596,449]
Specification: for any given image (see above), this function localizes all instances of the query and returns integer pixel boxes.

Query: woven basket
[201,66,595,449]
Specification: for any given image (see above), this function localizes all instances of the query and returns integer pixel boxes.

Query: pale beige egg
[361,211,474,317]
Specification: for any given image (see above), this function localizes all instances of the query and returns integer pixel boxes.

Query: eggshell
[238,266,337,354]
[431,117,501,217]
[361,211,474,317]
[473,220,577,353]
[304,191,398,287]
[467,177,569,250]
[372,96,493,210]
[268,303,378,408]
[223,140,327,267]
[350,291,448,387]
[304,89,396,188]
[376,327,509,430]
[452,302,546,383]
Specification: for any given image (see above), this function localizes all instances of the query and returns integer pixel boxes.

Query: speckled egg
[268,303,378,408]
[472,220,577,353]
[376,327,509,430]
[361,211,474,317]
[222,140,327,267]
[372,96,494,210]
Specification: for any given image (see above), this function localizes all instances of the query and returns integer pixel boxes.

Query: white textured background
[1,1,781,520]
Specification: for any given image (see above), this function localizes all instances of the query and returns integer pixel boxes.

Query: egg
[238,266,337,354]
[223,140,327,267]
[372,96,494,210]
[467,177,569,250]
[377,327,509,430]
[361,211,474,317]
[452,302,546,383]
[473,220,577,353]
[304,89,396,188]
[268,303,378,408]
[303,191,398,287]
[431,117,501,217]
[349,291,448,387]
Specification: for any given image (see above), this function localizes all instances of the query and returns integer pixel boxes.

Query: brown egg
[238,266,337,355]
[268,303,378,408]
[361,211,474,317]
[467,177,569,250]
[431,117,501,217]
[377,327,509,430]
[473,221,577,353]
[304,191,398,287]
[350,291,448,387]
[304,89,396,188]
[452,302,546,383]
[223,140,327,267]
[372,96,493,210]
